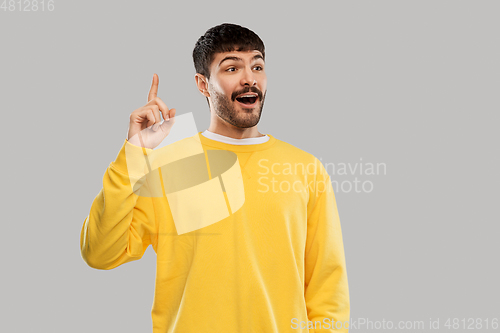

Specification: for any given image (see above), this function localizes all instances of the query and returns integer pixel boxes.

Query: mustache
[233,87,262,100]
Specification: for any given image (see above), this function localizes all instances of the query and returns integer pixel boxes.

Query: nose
[241,67,257,87]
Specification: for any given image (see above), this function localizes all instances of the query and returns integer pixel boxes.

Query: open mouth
[236,96,258,106]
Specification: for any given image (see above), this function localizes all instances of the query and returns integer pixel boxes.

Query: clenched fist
[127,73,176,149]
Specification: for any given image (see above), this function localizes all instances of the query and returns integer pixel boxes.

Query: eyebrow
[218,54,264,67]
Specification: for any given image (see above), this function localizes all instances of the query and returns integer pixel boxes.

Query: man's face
[206,50,267,128]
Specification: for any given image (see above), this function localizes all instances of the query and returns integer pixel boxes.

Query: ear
[195,74,210,97]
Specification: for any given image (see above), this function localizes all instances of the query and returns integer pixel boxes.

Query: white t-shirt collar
[201,130,269,145]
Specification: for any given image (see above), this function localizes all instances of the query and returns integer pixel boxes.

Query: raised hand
[127,74,177,149]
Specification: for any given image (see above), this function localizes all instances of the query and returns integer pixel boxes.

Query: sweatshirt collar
[195,131,277,152]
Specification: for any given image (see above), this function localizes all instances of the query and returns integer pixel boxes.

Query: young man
[80,23,350,332]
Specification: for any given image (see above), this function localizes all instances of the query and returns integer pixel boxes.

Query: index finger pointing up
[148,73,159,102]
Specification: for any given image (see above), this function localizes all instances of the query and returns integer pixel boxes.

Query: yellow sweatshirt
[80,132,350,333]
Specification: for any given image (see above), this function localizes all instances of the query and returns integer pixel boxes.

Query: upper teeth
[240,94,256,98]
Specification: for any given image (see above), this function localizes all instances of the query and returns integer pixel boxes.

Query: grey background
[1,0,498,332]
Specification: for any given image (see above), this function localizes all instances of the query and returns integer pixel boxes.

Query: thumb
[160,109,176,128]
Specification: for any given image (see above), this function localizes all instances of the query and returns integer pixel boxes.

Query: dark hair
[192,23,266,107]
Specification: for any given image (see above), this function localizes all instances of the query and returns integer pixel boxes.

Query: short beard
[210,89,266,128]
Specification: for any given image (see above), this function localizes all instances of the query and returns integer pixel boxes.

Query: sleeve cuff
[110,140,155,189]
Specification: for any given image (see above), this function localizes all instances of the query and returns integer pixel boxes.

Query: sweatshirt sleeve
[80,139,158,270]
[304,161,350,332]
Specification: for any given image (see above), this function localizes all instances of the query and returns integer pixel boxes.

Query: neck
[207,119,264,139]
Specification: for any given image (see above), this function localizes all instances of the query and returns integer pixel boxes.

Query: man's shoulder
[272,137,330,180]
[272,137,320,162]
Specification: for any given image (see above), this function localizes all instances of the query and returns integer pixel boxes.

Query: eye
[226,66,263,72]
